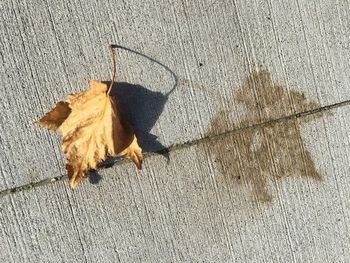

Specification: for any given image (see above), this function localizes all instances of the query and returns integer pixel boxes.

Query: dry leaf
[36,80,142,188]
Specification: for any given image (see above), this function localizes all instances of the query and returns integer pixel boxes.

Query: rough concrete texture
[1,0,350,262]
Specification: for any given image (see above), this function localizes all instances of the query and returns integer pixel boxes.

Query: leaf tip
[35,101,71,131]
[66,164,87,189]
[129,147,143,170]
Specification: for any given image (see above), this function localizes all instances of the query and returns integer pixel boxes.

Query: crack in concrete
[0,97,350,199]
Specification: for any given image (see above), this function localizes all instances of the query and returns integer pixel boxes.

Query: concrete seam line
[1,99,350,198]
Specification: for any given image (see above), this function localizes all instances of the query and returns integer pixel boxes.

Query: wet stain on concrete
[204,70,327,202]
[179,78,189,86]
[179,78,207,91]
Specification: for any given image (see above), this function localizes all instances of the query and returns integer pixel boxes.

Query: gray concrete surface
[1,0,350,262]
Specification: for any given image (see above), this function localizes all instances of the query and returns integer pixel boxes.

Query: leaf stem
[107,44,116,95]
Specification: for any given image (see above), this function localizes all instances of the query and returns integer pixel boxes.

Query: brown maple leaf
[35,46,142,188]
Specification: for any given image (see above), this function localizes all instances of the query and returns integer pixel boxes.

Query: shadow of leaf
[109,81,170,159]
[88,44,178,185]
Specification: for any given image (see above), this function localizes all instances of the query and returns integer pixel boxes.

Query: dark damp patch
[203,70,328,202]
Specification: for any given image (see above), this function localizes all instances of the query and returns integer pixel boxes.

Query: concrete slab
[1,0,350,262]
